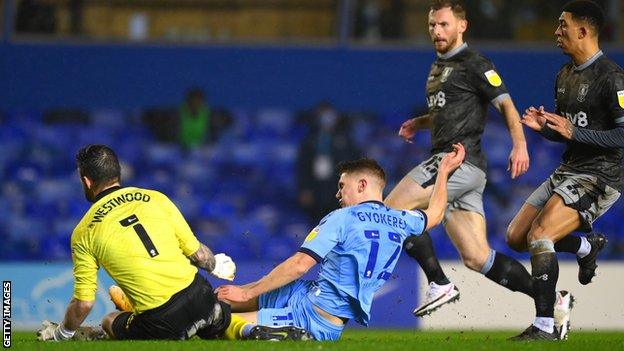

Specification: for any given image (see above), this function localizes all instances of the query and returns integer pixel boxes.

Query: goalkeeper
[37,144,238,341]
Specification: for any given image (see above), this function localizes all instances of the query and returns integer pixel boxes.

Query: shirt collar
[359,200,385,207]
[93,186,122,203]
[573,50,603,71]
[438,42,468,60]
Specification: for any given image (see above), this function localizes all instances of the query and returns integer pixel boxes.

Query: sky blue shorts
[257,279,344,341]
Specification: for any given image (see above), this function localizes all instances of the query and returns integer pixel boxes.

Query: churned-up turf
[11,329,624,351]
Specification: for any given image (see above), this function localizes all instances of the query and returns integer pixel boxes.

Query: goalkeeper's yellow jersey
[71,186,200,313]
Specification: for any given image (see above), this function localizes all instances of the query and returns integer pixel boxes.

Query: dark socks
[530,249,559,318]
[403,231,450,285]
[484,251,534,298]
[554,235,581,254]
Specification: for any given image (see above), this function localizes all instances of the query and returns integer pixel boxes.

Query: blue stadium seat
[261,235,298,261]
[1,108,623,262]
[254,108,295,139]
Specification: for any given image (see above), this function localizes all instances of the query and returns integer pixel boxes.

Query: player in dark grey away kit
[506,0,624,341]
[382,0,570,328]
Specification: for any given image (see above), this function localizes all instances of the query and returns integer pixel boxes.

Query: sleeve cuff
[183,240,201,257]
[490,93,511,105]
[415,209,428,233]
[73,291,96,302]
[298,248,323,263]
[571,127,580,141]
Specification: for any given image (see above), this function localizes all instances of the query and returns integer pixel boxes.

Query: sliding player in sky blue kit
[217,144,465,341]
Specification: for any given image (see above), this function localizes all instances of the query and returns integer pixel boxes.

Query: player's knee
[528,221,550,242]
[101,313,117,339]
[505,226,527,252]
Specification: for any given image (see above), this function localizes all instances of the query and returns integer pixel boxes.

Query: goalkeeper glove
[211,253,236,281]
[37,320,75,341]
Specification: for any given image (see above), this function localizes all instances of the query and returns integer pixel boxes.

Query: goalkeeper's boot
[578,233,607,285]
[245,325,316,341]
[413,282,460,317]
[508,325,559,341]
[109,285,133,312]
[553,290,574,340]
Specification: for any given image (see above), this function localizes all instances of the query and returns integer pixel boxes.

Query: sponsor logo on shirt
[305,227,319,242]
[618,90,624,109]
[484,70,502,87]
[562,111,588,127]
[427,91,446,108]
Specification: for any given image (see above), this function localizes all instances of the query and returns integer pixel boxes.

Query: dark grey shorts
[407,152,486,218]
[525,168,621,232]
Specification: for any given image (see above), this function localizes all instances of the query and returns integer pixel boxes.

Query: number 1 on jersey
[120,214,159,258]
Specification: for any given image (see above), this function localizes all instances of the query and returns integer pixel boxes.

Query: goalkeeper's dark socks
[482,250,534,298]
[403,231,450,285]
[529,239,558,319]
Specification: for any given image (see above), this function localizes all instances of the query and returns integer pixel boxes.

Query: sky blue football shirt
[299,200,427,325]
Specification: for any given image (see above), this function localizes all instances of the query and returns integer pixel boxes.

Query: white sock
[577,236,591,258]
[533,317,554,333]
[430,281,451,288]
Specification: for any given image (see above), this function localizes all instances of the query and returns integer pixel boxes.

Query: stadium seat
[1,107,623,262]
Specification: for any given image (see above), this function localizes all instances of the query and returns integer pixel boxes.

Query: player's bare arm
[37,298,95,341]
[62,298,95,331]
[189,243,216,272]
[493,97,530,179]
[217,252,317,303]
[399,114,432,142]
[422,143,465,230]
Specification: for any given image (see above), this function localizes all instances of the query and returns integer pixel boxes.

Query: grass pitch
[12,329,624,351]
